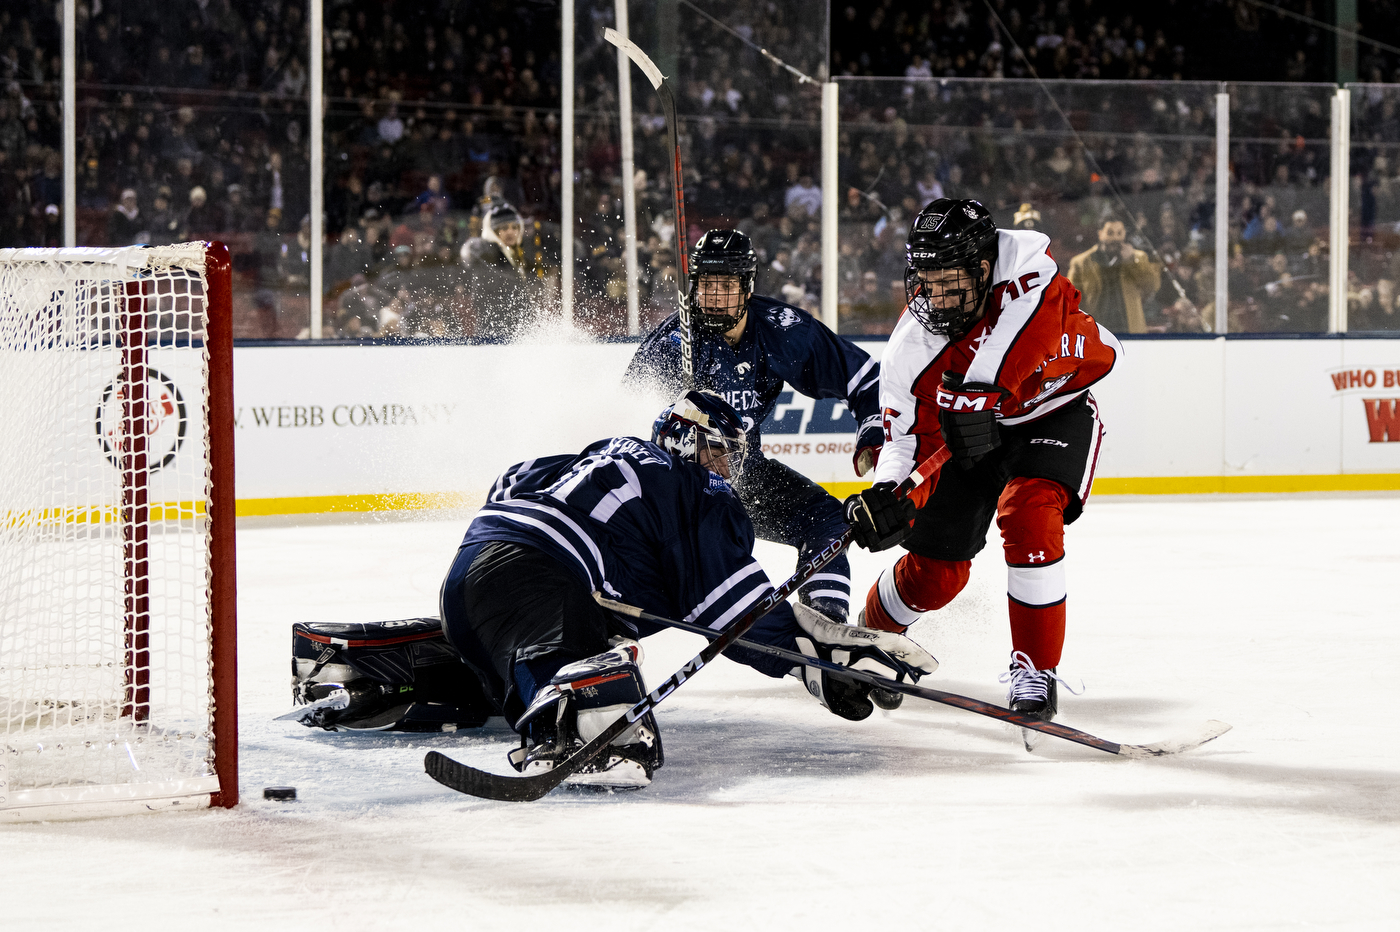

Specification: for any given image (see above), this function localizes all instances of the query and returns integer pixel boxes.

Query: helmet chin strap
[692,292,750,334]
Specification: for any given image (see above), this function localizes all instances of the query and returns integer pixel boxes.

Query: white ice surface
[5,495,1400,930]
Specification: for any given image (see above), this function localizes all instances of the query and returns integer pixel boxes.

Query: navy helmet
[687,229,759,334]
[904,198,999,339]
[651,390,747,482]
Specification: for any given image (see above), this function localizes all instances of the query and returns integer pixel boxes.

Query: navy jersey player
[439,392,936,788]
[624,230,882,623]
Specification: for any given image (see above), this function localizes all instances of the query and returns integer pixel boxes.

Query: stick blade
[1117,720,1233,759]
[424,751,564,802]
[602,27,665,89]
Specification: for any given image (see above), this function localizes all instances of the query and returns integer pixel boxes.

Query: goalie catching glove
[792,604,939,721]
[936,370,1004,471]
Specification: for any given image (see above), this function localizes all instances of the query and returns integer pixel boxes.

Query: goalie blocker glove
[936,370,1004,471]
[791,604,938,721]
[844,481,916,552]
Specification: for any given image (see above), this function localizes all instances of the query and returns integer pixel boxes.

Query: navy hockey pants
[734,452,852,621]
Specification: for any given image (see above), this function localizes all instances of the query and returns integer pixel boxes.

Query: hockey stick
[424,448,948,801]
[603,27,693,389]
[593,597,1232,759]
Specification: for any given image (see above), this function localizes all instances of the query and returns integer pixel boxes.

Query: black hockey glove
[937,370,1004,471]
[843,481,916,552]
[792,604,939,722]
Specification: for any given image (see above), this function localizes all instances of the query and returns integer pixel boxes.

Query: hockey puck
[263,786,297,801]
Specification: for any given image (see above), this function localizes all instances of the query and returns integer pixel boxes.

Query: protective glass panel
[1347,83,1400,332]
[1225,82,1334,333]
[571,0,829,335]
[836,77,1223,336]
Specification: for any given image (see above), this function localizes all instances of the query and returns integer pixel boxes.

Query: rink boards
[219,337,1400,516]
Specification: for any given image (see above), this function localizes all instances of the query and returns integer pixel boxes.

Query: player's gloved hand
[937,370,1004,471]
[791,604,939,721]
[852,424,884,477]
[843,481,916,552]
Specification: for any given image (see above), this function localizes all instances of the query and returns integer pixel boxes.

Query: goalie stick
[603,27,694,389]
[423,447,949,801]
[593,596,1232,759]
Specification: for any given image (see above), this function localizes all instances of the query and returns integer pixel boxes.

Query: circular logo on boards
[94,370,188,472]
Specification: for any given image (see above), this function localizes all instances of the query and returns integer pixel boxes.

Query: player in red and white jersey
[843,198,1122,726]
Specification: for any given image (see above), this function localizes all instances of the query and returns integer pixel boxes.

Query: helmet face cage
[687,230,758,334]
[904,264,988,340]
[904,199,998,340]
[696,424,747,482]
[651,391,748,483]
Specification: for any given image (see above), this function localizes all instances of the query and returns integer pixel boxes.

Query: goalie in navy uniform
[624,230,883,625]
[436,392,936,789]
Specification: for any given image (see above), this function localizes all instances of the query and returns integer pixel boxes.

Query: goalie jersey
[452,436,799,676]
[624,295,882,451]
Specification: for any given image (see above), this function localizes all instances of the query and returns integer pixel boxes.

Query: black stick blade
[424,751,567,802]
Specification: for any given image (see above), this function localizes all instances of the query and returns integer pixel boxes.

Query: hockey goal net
[0,242,236,821]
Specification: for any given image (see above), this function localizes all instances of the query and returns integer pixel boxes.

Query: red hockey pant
[864,477,1070,670]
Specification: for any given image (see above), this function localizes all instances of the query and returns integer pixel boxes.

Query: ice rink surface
[6,494,1399,930]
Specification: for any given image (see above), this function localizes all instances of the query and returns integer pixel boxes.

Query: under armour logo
[735,362,752,375]
[1028,551,1046,562]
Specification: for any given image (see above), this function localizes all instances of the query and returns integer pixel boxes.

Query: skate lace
[998,650,1082,703]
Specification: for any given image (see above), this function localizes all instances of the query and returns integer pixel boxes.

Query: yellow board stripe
[236,491,484,517]
[229,474,1400,518]
[2,501,206,529]
[1089,474,1400,495]
[819,475,1400,497]
[15,475,1399,526]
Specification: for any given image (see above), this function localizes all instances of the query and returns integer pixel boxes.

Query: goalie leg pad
[791,604,939,721]
[289,618,493,731]
[508,640,663,787]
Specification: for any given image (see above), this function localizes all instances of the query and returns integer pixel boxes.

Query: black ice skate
[1000,649,1064,721]
[1000,650,1081,751]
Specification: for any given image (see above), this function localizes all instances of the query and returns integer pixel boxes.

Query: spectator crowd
[3,0,1400,336]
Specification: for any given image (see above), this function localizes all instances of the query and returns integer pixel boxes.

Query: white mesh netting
[0,245,221,816]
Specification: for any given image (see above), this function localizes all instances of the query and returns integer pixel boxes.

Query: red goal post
[0,242,237,820]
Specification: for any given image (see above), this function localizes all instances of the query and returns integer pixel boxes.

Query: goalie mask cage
[0,242,236,821]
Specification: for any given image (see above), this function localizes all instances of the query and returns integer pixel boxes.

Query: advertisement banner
[221,337,1400,516]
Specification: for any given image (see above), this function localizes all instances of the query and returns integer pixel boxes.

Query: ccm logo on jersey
[1029,438,1068,447]
[935,388,1002,412]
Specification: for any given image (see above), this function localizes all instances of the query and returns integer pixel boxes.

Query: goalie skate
[509,643,663,789]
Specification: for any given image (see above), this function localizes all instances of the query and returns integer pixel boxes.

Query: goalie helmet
[687,229,758,334]
[651,390,748,483]
[904,198,999,340]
